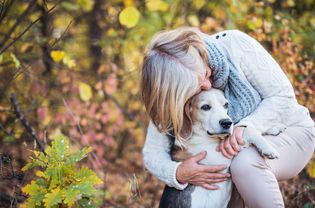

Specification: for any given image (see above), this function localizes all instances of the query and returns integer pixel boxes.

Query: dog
[159,88,281,208]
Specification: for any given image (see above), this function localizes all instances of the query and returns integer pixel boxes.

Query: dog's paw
[264,124,286,136]
[257,145,280,159]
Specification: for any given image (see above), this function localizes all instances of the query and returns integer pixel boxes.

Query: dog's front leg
[242,126,280,159]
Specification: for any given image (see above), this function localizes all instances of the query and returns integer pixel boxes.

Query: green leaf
[46,165,65,188]
[66,146,92,166]
[77,198,97,208]
[10,53,20,68]
[73,181,96,196]
[146,0,169,12]
[22,181,46,206]
[43,187,63,208]
[61,2,80,11]
[77,0,94,12]
[75,166,103,185]
[63,185,81,206]
[50,134,70,161]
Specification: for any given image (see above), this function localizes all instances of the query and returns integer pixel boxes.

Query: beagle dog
[160,88,279,208]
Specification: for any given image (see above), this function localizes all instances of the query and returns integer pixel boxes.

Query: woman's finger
[229,134,241,152]
[219,140,232,158]
[201,164,227,173]
[235,127,245,145]
[224,137,237,156]
[191,151,207,163]
[204,173,230,179]
[200,183,219,190]
[207,178,229,184]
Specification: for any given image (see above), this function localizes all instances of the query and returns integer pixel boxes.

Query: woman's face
[195,66,212,95]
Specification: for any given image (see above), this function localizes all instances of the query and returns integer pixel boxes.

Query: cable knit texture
[202,38,262,123]
[142,30,314,190]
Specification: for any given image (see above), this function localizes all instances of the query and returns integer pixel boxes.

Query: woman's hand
[216,126,246,159]
[176,151,230,190]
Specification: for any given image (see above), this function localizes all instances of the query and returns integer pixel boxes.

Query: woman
[140,27,315,207]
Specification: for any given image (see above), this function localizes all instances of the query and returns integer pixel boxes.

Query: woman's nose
[200,79,212,91]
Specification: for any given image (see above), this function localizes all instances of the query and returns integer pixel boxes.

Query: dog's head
[186,88,233,139]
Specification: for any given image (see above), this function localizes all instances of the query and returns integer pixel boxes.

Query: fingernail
[226,173,230,177]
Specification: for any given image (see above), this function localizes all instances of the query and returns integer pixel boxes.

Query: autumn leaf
[50,50,65,62]
[10,53,20,68]
[79,82,93,102]
[146,0,169,12]
[119,6,140,28]
[43,187,63,208]
[306,159,315,178]
[63,55,76,68]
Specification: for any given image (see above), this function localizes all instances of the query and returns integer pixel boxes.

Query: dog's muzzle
[207,131,230,139]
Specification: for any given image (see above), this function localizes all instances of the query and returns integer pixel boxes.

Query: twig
[0,0,36,49]
[50,19,73,48]
[10,94,46,155]
[0,1,60,54]
[0,0,15,25]
[0,122,14,140]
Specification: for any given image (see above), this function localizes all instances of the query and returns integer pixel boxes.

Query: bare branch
[10,94,46,155]
[0,0,15,25]
[0,0,36,49]
[0,1,60,55]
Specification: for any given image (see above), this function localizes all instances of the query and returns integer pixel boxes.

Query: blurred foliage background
[0,0,314,207]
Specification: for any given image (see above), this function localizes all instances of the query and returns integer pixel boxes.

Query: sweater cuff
[169,162,188,190]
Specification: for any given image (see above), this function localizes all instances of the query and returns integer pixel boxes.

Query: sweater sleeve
[223,30,310,132]
[142,121,188,190]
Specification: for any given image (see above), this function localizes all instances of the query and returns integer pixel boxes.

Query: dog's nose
[219,119,232,129]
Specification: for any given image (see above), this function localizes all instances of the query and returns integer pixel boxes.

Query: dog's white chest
[191,180,232,208]
[187,140,232,208]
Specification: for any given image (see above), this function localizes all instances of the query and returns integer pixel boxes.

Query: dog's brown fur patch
[171,146,192,162]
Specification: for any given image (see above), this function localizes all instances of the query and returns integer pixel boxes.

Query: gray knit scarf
[202,36,262,123]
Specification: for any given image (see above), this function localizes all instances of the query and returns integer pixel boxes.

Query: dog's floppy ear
[179,99,193,139]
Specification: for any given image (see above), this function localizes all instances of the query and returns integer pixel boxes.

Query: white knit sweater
[142,30,314,190]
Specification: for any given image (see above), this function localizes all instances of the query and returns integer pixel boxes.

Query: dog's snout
[219,119,232,129]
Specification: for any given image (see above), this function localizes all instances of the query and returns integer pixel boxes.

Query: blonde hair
[140,27,209,142]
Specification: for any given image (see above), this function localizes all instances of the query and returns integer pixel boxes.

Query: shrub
[21,134,102,208]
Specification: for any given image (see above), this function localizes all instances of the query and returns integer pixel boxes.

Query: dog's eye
[224,102,229,109]
[201,104,211,111]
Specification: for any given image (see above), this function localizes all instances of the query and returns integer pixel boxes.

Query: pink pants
[228,126,315,208]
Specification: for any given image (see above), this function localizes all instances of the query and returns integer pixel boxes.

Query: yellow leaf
[77,0,94,12]
[124,0,133,6]
[188,15,200,27]
[51,50,65,62]
[192,0,206,9]
[62,56,76,68]
[10,53,20,68]
[307,159,315,178]
[119,6,140,28]
[146,0,169,11]
[35,170,46,178]
[79,82,93,102]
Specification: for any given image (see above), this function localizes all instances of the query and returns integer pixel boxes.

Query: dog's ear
[179,99,193,139]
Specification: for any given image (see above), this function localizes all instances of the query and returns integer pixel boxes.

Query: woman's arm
[142,121,188,190]
[143,121,230,190]
[215,29,313,157]
[220,30,312,132]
